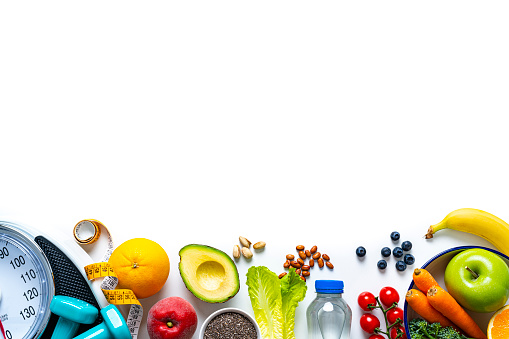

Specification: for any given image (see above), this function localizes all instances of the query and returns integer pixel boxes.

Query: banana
[426,208,509,256]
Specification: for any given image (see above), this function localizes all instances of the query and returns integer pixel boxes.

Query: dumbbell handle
[53,318,80,339]
[73,322,109,339]
[73,305,131,339]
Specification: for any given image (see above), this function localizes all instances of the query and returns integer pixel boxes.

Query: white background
[1,1,509,338]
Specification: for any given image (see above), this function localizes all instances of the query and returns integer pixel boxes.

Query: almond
[241,247,253,259]
[253,241,266,250]
[233,245,241,259]
[239,236,252,248]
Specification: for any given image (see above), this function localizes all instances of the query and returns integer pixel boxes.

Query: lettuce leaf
[246,266,284,339]
[280,268,307,339]
[246,266,306,339]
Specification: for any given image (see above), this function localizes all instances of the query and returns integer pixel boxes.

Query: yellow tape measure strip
[84,262,116,280]
[104,289,141,305]
[84,261,141,306]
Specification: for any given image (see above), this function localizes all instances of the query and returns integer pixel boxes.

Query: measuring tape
[74,220,143,339]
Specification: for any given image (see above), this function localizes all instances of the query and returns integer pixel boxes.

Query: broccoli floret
[436,326,462,339]
[428,322,442,337]
[409,318,428,331]
[409,319,475,339]
[437,326,474,339]
[408,318,438,339]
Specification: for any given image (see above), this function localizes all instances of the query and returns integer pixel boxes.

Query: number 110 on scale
[10,255,39,322]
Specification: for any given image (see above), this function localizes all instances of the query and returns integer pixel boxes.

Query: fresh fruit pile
[406,246,509,338]
[358,286,407,339]
[408,267,487,339]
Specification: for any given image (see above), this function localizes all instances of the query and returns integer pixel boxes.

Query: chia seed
[204,312,258,339]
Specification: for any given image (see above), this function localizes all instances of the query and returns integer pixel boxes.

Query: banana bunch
[426,208,509,256]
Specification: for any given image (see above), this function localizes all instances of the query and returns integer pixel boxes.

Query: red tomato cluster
[357,287,407,339]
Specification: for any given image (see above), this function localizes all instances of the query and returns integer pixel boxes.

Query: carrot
[413,268,438,293]
[406,289,457,329]
[427,286,487,339]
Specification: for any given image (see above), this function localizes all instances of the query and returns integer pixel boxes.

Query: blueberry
[393,247,403,258]
[377,260,387,269]
[390,231,400,241]
[356,246,366,257]
[381,247,391,257]
[402,241,412,251]
[396,260,407,271]
[404,254,415,265]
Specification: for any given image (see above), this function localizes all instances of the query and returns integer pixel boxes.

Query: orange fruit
[488,304,509,339]
[108,238,170,299]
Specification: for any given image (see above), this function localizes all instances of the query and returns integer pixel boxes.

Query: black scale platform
[35,236,103,338]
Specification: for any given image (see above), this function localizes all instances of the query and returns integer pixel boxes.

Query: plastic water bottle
[306,280,352,339]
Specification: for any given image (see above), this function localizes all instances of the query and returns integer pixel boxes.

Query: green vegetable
[246,266,307,339]
[408,318,474,339]
[280,268,307,339]
[437,326,470,339]
[408,318,438,339]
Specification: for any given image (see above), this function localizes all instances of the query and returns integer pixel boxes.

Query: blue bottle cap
[315,280,344,293]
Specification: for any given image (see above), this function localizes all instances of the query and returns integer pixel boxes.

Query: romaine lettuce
[280,268,307,339]
[246,266,307,339]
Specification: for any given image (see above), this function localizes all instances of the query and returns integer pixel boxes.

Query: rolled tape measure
[75,220,143,339]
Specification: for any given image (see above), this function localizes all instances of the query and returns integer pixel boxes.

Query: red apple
[147,297,197,339]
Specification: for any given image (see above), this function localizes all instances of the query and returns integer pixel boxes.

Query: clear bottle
[306,280,352,339]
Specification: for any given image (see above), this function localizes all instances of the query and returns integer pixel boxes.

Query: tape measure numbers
[83,262,141,306]
[75,220,142,339]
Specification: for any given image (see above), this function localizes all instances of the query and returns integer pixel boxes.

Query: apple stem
[167,321,173,328]
[465,266,479,279]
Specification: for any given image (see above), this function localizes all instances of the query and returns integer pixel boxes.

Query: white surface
[1,2,509,338]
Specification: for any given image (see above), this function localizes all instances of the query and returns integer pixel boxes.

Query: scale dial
[0,222,55,339]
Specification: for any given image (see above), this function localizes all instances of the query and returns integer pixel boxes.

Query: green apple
[444,248,509,313]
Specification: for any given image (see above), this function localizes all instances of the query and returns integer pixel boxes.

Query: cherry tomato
[369,335,385,339]
[379,286,400,307]
[390,325,407,339]
[387,307,404,324]
[360,314,380,334]
[358,291,377,311]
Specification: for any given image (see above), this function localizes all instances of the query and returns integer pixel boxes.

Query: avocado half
[179,244,240,303]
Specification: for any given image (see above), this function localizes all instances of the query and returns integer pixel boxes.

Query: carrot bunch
[406,268,487,339]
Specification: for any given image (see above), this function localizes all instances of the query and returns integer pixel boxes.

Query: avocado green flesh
[179,244,240,303]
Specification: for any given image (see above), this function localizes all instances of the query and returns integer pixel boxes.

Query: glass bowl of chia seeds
[200,307,261,339]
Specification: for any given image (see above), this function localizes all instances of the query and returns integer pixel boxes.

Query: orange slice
[488,305,509,339]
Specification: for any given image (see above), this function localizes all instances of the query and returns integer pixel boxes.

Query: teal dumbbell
[50,296,99,339]
[73,304,131,339]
